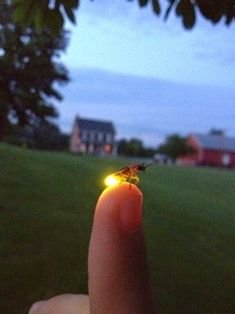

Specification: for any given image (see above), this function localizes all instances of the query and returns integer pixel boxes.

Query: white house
[70,115,117,156]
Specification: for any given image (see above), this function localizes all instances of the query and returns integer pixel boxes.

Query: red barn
[178,133,235,168]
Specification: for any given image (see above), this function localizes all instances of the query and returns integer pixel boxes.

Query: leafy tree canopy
[0,0,69,139]
[157,134,195,161]
[12,0,235,34]
[118,138,155,157]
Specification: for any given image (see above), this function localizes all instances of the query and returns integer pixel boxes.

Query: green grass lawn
[0,143,235,314]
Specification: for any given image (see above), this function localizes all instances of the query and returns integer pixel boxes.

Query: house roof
[192,133,235,152]
[76,116,115,134]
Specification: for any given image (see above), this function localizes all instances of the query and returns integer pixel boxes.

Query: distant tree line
[5,119,195,160]
[117,138,156,158]
[157,134,195,162]
[6,121,69,151]
[117,134,195,161]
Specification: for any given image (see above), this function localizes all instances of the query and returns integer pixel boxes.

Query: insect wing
[110,166,130,181]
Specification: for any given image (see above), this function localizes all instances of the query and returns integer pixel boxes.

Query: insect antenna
[144,161,155,169]
[136,161,155,171]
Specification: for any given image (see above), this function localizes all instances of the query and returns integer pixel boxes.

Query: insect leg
[129,175,139,186]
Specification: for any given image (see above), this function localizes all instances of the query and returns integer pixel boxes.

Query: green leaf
[13,0,44,28]
[176,0,196,29]
[34,8,44,33]
[225,1,235,25]
[13,6,26,22]
[45,8,64,36]
[64,7,76,24]
[196,0,224,24]
[183,5,196,29]
[60,0,79,9]
[152,0,161,15]
[176,0,185,17]
[138,0,149,7]
[13,0,33,24]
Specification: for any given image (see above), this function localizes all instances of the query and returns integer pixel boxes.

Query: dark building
[70,115,116,156]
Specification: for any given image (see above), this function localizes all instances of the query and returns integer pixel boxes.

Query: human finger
[88,182,155,314]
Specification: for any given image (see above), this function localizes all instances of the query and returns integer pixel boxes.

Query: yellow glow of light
[104,175,120,187]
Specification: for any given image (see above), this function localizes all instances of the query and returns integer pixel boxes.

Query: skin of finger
[28,294,90,314]
[88,183,156,314]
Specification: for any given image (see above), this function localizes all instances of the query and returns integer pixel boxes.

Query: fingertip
[100,182,143,202]
[95,182,143,233]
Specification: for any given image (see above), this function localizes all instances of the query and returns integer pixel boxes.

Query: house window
[81,131,88,142]
[88,143,94,153]
[103,144,112,153]
[222,154,231,166]
[79,143,86,153]
[105,133,113,142]
[90,132,95,141]
[98,132,103,141]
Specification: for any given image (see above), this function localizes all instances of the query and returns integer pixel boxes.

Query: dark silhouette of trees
[0,0,69,140]
[118,138,155,157]
[157,134,195,162]
[7,121,69,151]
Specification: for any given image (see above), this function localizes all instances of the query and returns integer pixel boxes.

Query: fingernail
[29,301,46,313]
[118,196,142,232]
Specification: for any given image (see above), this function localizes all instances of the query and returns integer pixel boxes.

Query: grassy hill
[0,144,235,314]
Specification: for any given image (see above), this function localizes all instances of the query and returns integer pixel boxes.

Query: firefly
[104,162,154,187]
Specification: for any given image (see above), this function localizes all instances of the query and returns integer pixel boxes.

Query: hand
[29,182,156,314]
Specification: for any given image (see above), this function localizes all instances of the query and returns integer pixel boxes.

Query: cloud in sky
[62,0,235,88]
[57,68,235,146]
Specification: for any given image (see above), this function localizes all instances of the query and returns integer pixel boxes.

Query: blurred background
[0,1,235,313]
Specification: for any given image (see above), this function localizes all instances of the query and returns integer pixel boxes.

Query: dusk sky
[57,1,235,146]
